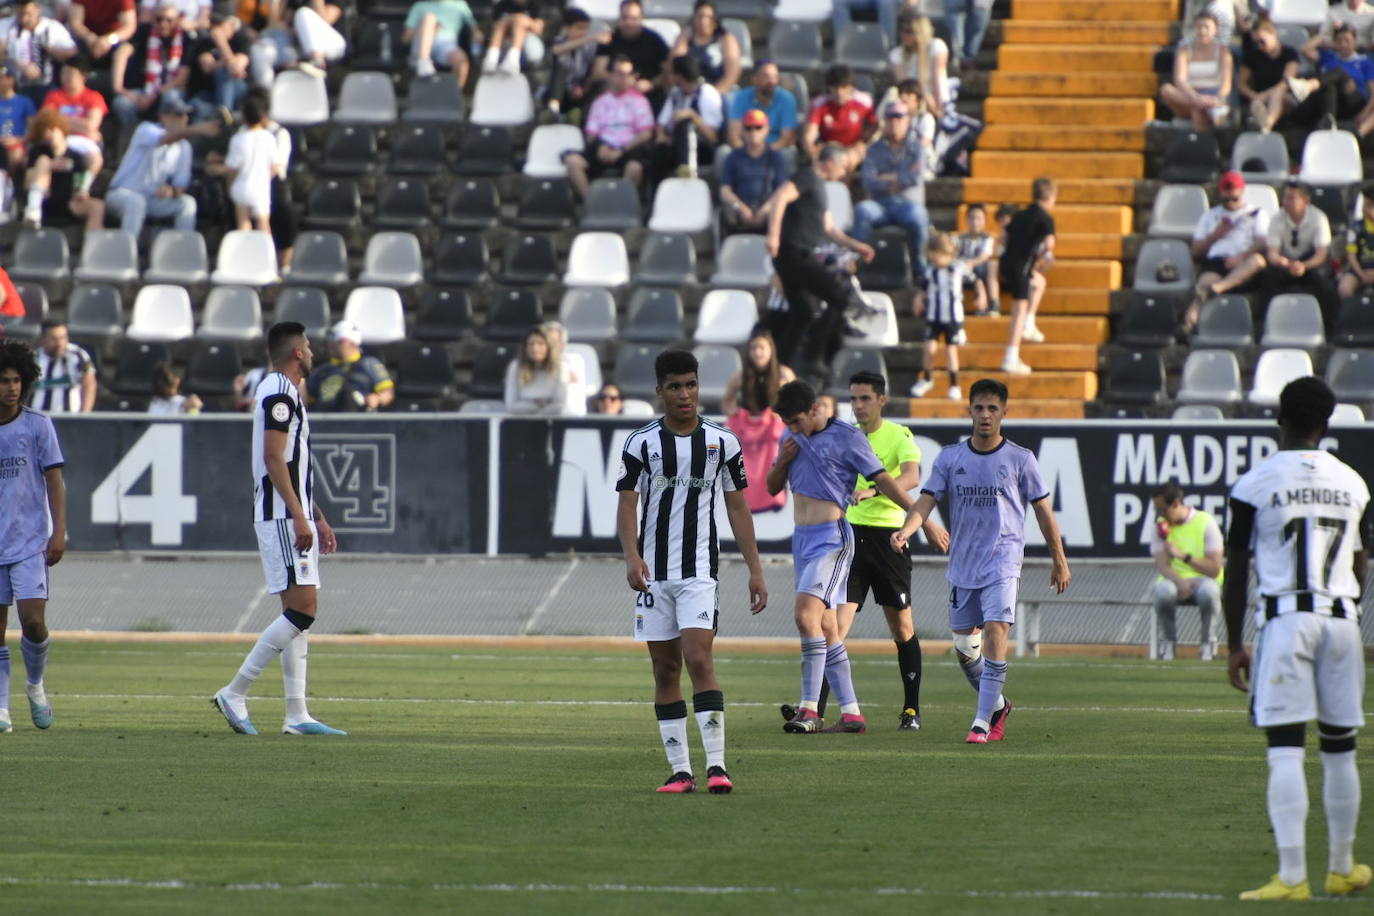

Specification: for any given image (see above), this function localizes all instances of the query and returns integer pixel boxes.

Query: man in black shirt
[593,0,668,108]
[1241,19,1301,131]
[999,176,1056,375]
[763,142,875,385]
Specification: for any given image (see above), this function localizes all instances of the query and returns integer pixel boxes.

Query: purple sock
[0,646,9,711]
[959,654,984,691]
[800,637,826,703]
[824,642,858,708]
[977,659,1007,725]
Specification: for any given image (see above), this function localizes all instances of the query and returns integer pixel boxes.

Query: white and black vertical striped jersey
[29,344,94,413]
[1230,449,1371,622]
[251,371,312,523]
[616,418,748,581]
[921,262,969,325]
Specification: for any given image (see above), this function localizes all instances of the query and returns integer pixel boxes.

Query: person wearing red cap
[719,107,787,233]
[1184,170,1269,332]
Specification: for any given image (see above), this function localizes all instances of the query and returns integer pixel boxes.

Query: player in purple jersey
[767,379,914,734]
[892,378,1070,743]
[0,339,66,733]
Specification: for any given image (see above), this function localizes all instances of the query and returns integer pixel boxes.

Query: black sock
[693,689,723,713]
[949,370,959,387]
[817,678,831,718]
[283,609,313,631]
[896,635,922,712]
[655,700,688,720]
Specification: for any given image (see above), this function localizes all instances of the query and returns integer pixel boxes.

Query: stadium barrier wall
[55,415,1374,557]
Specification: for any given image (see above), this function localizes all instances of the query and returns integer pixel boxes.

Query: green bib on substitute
[1158,509,1224,585]
[846,420,921,528]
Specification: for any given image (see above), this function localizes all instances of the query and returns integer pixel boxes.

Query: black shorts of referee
[845,524,913,611]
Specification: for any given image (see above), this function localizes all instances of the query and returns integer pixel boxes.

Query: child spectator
[482,0,544,75]
[21,107,104,231]
[0,63,36,172]
[223,90,277,234]
[148,361,202,415]
[1340,193,1374,297]
[999,177,1056,375]
[543,7,598,119]
[958,202,997,314]
[404,0,478,88]
[803,63,873,174]
[910,232,968,400]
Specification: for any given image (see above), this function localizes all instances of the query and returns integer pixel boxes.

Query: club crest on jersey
[298,559,312,578]
[706,444,720,464]
[270,402,291,423]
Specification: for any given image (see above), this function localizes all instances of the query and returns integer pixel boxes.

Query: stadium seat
[1309,185,1352,236]
[1176,349,1243,404]
[847,291,900,347]
[1132,238,1193,292]
[1117,292,1181,348]
[1148,185,1208,238]
[274,287,332,339]
[723,18,753,68]
[403,74,466,122]
[1299,130,1362,186]
[4,282,48,339]
[431,233,489,286]
[143,229,209,285]
[623,287,685,342]
[320,124,378,176]
[835,23,889,71]
[826,348,887,398]
[342,287,407,345]
[635,232,697,286]
[773,0,832,22]
[412,287,473,342]
[565,341,604,397]
[333,71,398,123]
[768,21,824,71]
[644,17,682,46]
[467,342,517,400]
[197,286,263,342]
[621,397,656,417]
[718,0,767,16]
[558,287,618,341]
[1248,348,1314,406]
[581,178,642,231]
[442,178,501,230]
[8,228,70,287]
[1326,347,1374,401]
[1105,349,1166,404]
[458,398,507,415]
[648,178,713,233]
[374,178,433,229]
[1159,132,1220,184]
[212,230,279,285]
[394,343,456,399]
[1243,183,1280,219]
[1172,403,1225,421]
[1193,294,1255,348]
[127,285,194,342]
[66,283,123,343]
[645,0,694,15]
[184,342,243,397]
[515,178,577,230]
[780,71,810,114]
[270,70,329,126]
[692,343,743,404]
[303,178,362,230]
[388,124,448,175]
[694,289,757,344]
[456,126,514,175]
[1232,131,1289,185]
[357,232,425,288]
[1271,0,1327,29]
[564,232,630,287]
[1331,402,1366,424]
[74,229,139,284]
[709,234,773,287]
[496,234,559,285]
[1260,293,1325,348]
[109,340,171,395]
[485,287,544,340]
[284,231,350,288]
[1334,294,1374,346]
[523,124,585,178]
[470,73,534,126]
[350,17,405,69]
[825,180,853,231]
[858,231,912,290]
[614,344,662,399]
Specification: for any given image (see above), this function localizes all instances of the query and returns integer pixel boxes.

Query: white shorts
[0,551,48,604]
[67,134,101,158]
[431,34,461,63]
[633,577,719,642]
[231,184,271,219]
[255,518,320,595]
[1251,612,1366,729]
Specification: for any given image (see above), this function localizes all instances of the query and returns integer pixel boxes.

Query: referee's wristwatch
[1181,553,1192,564]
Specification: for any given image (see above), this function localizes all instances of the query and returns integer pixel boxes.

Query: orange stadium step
[997,44,1158,74]
[958,204,1132,235]
[915,371,1096,399]
[964,315,1110,345]
[1001,288,1113,314]
[1047,260,1122,288]
[1012,0,1179,22]
[907,398,1086,419]
[988,72,1162,98]
[999,21,1174,44]
[928,344,1101,371]
[972,151,1143,180]
[982,98,1155,128]
[979,124,1147,152]
[1050,233,1125,259]
[961,177,1137,206]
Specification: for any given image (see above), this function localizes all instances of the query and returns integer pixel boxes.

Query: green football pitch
[2,641,1371,915]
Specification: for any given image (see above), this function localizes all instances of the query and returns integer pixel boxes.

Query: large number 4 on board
[90,425,199,545]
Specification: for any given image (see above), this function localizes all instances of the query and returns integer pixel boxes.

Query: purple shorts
[948,577,1019,630]
[0,551,49,605]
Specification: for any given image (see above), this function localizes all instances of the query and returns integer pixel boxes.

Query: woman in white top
[889,14,947,119]
[1161,12,1233,130]
[504,326,571,415]
[540,320,588,415]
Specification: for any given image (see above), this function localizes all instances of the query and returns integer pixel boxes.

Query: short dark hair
[1278,376,1335,438]
[0,338,40,399]
[817,142,847,166]
[672,54,701,83]
[969,378,1008,404]
[1282,179,1312,201]
[654,348,697,384]
[1031,176,1055,202]
[241,92,266,126]
[996,203,1018,222]
[849,370,886,396]
[966,202,985,216]
[267,321,307,366]
[610,53,636,73]
[774,378,816,419]
[1152,481,1185,506]
[63,55,91,75]
[824,63,853,90]
[39,319,65,334]
[896,77,922,96]
[1334,22,1357,38]
[619,0,642,12]
[563,6,591,23]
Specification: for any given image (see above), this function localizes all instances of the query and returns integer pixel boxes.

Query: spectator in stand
[0,0,77,107]
[0,63,37,172]
[1150,482,1224,661]
[726,59,797,151]
[1160,12,1232,131]
[1199,0,1244,45]
[480,0,544,76]
[889,78,936,176]
[592,0,669,108]
[593,382,624,414]
[562,53,653,199]
[1294,24,1374,135]
[42,57,106,180]
[723,330,790,514]
[944,0,991,72]
[147,361,202,415]
[139,0,209,33]
[539,320,587,415]
[721,328,795,415]
[1319,0,1374,50]
[852,100,928,273]
[0,265,23,333]
[670,0,740,96]
[1339,193,1374,296]
[30,320,96,413]
[110,3,192,139]
[803,64,873,174]
[542,6,597,119]
[1241,19,1300,132]
[307,320,396,412]
[290,0,346,76]
[405,0,477,90]
[910,232,968,400]
[719,108,788,234]
[104,94,217,237]
[651,54,721,181]
[58,0,137,73]
[958,201,997,314]
[1184,170,1269,333]
[999,177,1057,375]
[1263,181,1337,332]
[254,85,294,266]
[833,0,896,48]
[21,108,104,231]
[248,0,346,89]
[504,325,570,415]
[183,14,249,122]
[222,91,277,234]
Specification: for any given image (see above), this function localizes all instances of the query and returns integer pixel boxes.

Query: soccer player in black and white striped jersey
[616,349,768,794]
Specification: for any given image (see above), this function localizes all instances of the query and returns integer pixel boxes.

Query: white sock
[695,709,725,770]
[972,717,990,732]
[227,614,301,698]
[840,703,860,716]
[1004,346,1019,362]
[483,47,500,71]
[658,717,690,774]
[1322,749,1360,875]
[281,631,310,723]
[25,187,42,212]
[1268,746,1309,885]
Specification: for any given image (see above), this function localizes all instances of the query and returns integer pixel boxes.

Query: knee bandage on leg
[953,631,982,662]
[1318,721,1358,754]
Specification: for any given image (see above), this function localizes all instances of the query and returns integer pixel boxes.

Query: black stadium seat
[1116,292,1181,348]
[514,179,577,231]
[1159,131,1220,184]
[373,178,432,229]
[320,124,378,177]
[468,342,516,399]
[110,340,171,395]
[856,230,911,291]
[394,343,456,399]
[485,288,544,340]
[184,342,243,398]
[388,124,448,175]
[274,287,332,339]
[1335,294,1374,347]
[622,287,685,342]
[456,126,513,175]
[303,178,362,231]
[1106,350,1166,405]
[413,287,474,342]
[442,178,501,230]
[431,233,488,286]
[496,234,559,285]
